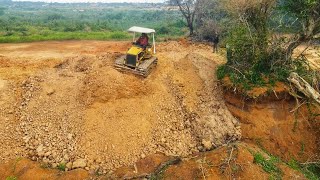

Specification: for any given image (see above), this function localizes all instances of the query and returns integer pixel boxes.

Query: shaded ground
[0,40,240,174]
[295,45,320,69]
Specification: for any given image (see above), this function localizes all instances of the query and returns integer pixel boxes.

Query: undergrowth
[253,152,283,180]
[251,150,320,180]
[217,22,320,97]
[252,141,320,180]
[5,176,17,180]
[57,163,66,171]
[288,159,320,180]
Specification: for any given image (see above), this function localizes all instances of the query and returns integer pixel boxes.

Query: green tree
[217,0,320,89]
[0,8,6,16]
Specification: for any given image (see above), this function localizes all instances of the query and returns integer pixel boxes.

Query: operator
[136,33,149,48]
[213,33,219,53]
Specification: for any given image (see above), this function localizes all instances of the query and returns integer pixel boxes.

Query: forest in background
[0,1,185,42]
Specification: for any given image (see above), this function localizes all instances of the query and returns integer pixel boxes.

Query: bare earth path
[0,40,241,173]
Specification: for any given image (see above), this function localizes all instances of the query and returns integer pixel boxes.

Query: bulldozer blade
[114,55,158,77]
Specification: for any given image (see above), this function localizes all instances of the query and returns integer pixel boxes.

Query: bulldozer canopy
[128,26,156,34]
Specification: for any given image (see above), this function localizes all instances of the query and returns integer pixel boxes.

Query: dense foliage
[0,2,185,42]
[217,0,320,91]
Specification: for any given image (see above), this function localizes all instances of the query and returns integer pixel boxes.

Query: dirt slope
[0,40,240,172]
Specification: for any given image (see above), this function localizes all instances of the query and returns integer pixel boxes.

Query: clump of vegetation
[216,0,320,92]
[108,31,130,40]
[253,152,283,179]
[288,159,320,180]
[57,163,66,171]
[5,176,17,180]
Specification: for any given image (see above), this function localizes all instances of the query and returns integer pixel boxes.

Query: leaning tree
[280,0,320,59]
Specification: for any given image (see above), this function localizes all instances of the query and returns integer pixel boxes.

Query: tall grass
[0,31,131,43]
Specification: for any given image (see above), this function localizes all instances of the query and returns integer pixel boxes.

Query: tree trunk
[286,18,316,60]
[187,18,194,36]
[286,39,302,60]
[189,23,194,35]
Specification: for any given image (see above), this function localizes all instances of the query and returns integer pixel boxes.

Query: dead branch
[290,100,306,113]
[123,157,181,180]
[288,72,320,104]
[301,161,320,165]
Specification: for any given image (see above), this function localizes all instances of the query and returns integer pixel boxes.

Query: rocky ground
[0,40,241,174]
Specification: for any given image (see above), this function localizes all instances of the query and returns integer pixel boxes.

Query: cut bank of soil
[223,84,320,163]
[0,40,240,173]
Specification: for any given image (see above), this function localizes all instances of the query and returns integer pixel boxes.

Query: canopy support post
[153,33,156,54]
[133,32,135,42]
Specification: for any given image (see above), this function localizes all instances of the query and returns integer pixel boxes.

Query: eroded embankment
[223,84,320,162]
[0,41,240,174]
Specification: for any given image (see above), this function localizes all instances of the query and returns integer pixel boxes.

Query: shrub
[57,163,66,171]
[109,31,129,39]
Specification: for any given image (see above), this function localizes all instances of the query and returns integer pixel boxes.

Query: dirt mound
[0,41,240,173]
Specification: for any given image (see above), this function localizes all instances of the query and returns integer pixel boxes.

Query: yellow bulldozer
[114,26,158,77]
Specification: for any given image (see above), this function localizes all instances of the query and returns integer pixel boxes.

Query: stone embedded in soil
[51,163,57,168]
[36,144,43,152]
[72,159,87,169]
[202,139,212,150]
[67,133,73,140]
[46,88,55,95]
[66,162,72,169]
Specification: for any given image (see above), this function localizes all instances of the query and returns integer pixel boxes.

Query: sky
[12,0,165,3]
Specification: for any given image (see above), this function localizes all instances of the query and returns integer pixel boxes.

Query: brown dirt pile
[0,40,240,173]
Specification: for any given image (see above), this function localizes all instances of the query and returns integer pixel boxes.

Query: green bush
[288,159,320,180]
[220,23,313,92]
[5,176,17,180]
[157,26,170,35]
[109,31,129,39]
[57,163,66,171]
[253,152,282,179]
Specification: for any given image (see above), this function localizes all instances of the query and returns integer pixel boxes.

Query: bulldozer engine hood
[127,46,143,56]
